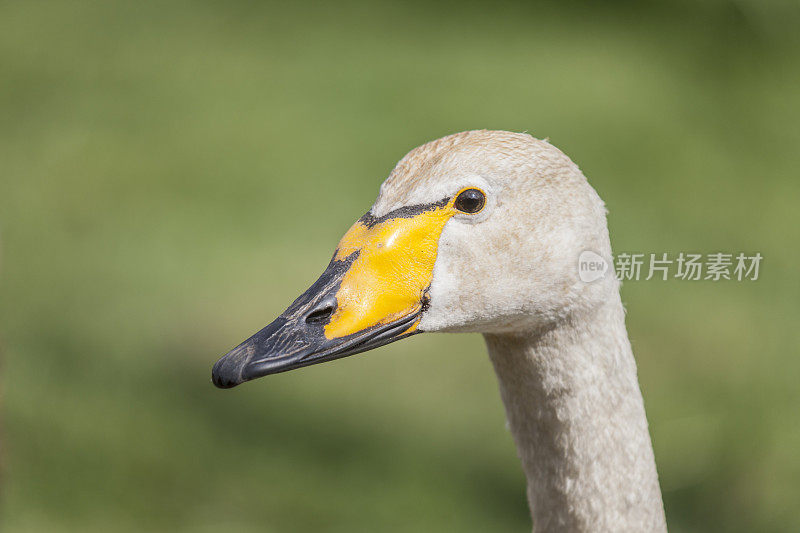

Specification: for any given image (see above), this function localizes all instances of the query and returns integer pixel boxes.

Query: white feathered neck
[485,294,667,532]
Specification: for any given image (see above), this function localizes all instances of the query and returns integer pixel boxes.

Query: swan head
[212,130,616,388]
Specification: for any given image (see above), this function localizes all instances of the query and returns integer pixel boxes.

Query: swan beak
[212,200,456,389]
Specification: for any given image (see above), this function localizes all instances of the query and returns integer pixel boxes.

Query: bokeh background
[2,1,799,531]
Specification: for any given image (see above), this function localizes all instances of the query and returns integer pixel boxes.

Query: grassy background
[2,1,799,531]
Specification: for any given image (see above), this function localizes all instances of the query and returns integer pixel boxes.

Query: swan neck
[484,297,667,532]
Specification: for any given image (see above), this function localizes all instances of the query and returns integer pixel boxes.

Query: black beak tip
[211,372,240,389]
[211,352,247,389]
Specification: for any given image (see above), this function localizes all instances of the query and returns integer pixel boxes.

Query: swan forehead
[372,130,551,217]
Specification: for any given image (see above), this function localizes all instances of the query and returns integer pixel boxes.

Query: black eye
[454,188,485,214]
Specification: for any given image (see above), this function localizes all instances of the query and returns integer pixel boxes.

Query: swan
[212,130,667,532]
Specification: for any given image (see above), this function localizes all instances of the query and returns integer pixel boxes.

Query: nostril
[306,307,333,324]
[305,297,336,324]
[306,306,334,324]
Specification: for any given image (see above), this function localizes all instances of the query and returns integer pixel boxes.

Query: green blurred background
[2,0,799,531]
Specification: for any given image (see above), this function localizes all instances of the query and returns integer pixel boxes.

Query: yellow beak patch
[324,200,456,340]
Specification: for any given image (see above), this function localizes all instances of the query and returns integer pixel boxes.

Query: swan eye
[454,188,485,214]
